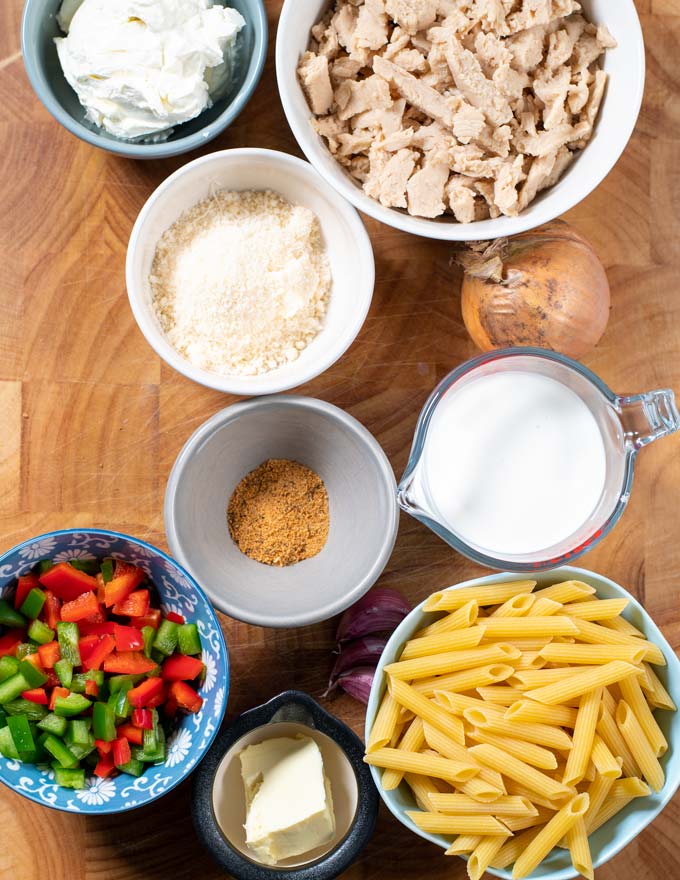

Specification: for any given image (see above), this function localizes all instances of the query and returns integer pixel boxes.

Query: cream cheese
[240,735,336,865]
[55,0,245,140]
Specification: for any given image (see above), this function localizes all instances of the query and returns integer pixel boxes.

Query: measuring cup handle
[616,389,680,450]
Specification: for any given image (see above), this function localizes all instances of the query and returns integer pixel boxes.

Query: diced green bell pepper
[0,725,19,759]
[53,767,85,789]
[3,699,48,721]
[92,703,117,742]
[65,718,92,747]
[152,620,178,657]
[116,757,145,777]
[68,737,96,761]
[37,560,53,575]
[53,693,91,718]
[27,619,55,645]
[141,626,156,659]
[112,688,131,719]
[100,559,114,583]
[54,659,73,689]
[177,623,202,656]
[68,559,100,575]
[137,723,166,764]
[38,713,68,737]
[7,715,37,762]
[19,659,48,688]
[19,588,46,620]
[70,670,104,694]
[57,622,81,666]
[0,599,26,628]
[0,707,6,729]
[42,734,79,768]
[0,673,30,705]
[15,643,37,659]
[106,674,143,695]
[0,656,20,683]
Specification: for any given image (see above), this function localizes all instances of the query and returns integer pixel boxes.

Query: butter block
[239,735,336,865]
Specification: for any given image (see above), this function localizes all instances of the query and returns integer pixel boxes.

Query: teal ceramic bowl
[365,566,680,880]
[21,0,267,159]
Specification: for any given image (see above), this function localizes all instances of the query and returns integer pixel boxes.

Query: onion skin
[458,220,611,360]
[335,666,375,704]
[335,588,411,645]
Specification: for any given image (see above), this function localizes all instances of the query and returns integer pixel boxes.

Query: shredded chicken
[298,0,616,221]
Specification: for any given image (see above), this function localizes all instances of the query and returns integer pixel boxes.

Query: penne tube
[572,619,666,666]
[399,626,486,660]
[467,728,558,771]
[386,643,518,681]
[510,667,599,689]
[412,663,516,698]
[388,678,465,744]
[406,811,510,836]
[566,817,593,880]
[618,674,668,757]
[530,597,563,616]
[505,700,578,728]
[563,687,601,786]
[415,600,479,639]
[532,581,596,604]
[364,748,479,784]
[476,686,527,704]
[422,722,506,797]
[366,692,401,753]
[505,781,563,811]
[601,685,617,715]
[562,599,629,620]
[468,743,574,805]
[596,703,640,778]
[381,717,424,790]
[524,661,641,705]
[515,651,547,670]
[602,616,646,638]
[484,638,554,651]
[464,705,573,751]
[511,794,589,879]
[616,700,664,792]
[432,691,487,715]
[403,771,441,811]
[423,582,536,613]
[610,776,651,799]
[590,734,622,779]
[478,617,579,639]
[639,663,676,711]
[583,774,615,833]
[468,836,507,880]
[489,826,543,870]
[502,806,555,832]
[538,643,646,665]
[428,793,537,817]
[587,795,635,835]
[445,834,482,856]
[489,594,536,617]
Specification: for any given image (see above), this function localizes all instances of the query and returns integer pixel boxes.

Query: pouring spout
[616,389,680,450]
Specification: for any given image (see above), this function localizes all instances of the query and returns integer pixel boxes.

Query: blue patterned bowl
[0,529,229,813]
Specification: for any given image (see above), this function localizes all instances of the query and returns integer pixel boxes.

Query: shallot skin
[335,587,411,644]
[458,220,611,360]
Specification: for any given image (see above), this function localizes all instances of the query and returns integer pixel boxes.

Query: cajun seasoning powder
[227,459,330,566]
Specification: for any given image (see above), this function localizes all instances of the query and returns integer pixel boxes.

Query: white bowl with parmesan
[275,0,645,240]
[126,148,374,393]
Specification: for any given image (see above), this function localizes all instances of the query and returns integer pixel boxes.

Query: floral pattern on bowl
[0,529,229,814]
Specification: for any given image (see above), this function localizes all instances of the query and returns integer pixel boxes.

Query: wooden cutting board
[1,0,679,877]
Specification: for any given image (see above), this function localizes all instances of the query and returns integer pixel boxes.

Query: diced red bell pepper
[82,635,116,672]
[163,695,178,718]
[78,634,102,663]
[166,611,185,625]
[0,629,24,657]
[116,723,144,745]
[23,652,46,675]
[95,739,113,755]
[43,590,62,631]
[112,736,131,767]
[61,591,100,623]
[104,563,145,608]
[131,607,161,630]
[131,708,153,730]
[145,685,167,708]
[37,640,60,669]
[96,573,106,604]
[45,670,60,689]
[127,677,164,709]
[49,686,70,711]
[168,681,203,714]
[78,620,115,636]
[94,753,116,779]
[15,573,39,610]
[39,563,98,602]
[21,688,48,705]
[103,651,157,675]
[113,624,144,653]
[161,655,204,682]
[85,679,99,697]
[112,589,150,618]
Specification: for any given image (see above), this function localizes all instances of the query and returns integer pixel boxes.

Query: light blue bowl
[21,0,267,159]
[0,529,228,813]
[365,566,680,880]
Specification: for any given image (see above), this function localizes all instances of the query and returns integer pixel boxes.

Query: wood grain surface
[1,1,679,878]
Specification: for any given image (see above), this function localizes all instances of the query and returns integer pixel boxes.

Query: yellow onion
[455,220,611,360]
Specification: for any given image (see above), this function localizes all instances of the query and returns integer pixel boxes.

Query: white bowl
[126,148,375,394]
[365,566,680,880]
[276,1,645,241]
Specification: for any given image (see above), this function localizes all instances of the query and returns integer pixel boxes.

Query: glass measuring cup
[398,348,680,571]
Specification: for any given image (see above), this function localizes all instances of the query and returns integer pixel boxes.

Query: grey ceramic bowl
[21,0,267,159]
[164,395,399,628]
[192,691,379,880]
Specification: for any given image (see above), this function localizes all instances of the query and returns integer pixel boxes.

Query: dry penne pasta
[415,600,479,639]
[464,706,574,751]
[615,701,664,792]
[505,700,578,728]
[386,643,518,681]
[364,748,478,784]
[429,794,536,817]
[601,615,647,637]
[530,597,563,616]
[468,743,574,804]
[381,717,424,790]
[538,643,646,665]
[511,794,589,879]
[423,582,536,613]
[388,678,465,744]
[610,776,651,799]
[403,771,441,811]
[489,594,536,617]
[423,722,506,796]
[515,651,547,670]
[477,617,579,639]
[590,734,623,779]
[562,598,630,620]
[563,687,601,786]
[412,663,515,698]
[405,811,510,836]
[489,826,544,869]
[466,728,558,771]
[583,774,616,832]
[467,835,507,880]
[618,673,668,756]
[399,626,486,660]
[485,638,554,651]
[476,686,527,704]
[524,661,641,705]
[432,691,486,715]
[639,662,676,710]
[566,817,593,880]
[596,703,640,778]
[587,795,635,835]
[572,619,666,665]
[532,581,596,603]
[445,834,482,856]
[510,667,600,689]
[502,806,555,832]
[366,692,401,753]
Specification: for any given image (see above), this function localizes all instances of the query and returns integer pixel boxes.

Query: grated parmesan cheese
[150,189,331,376]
